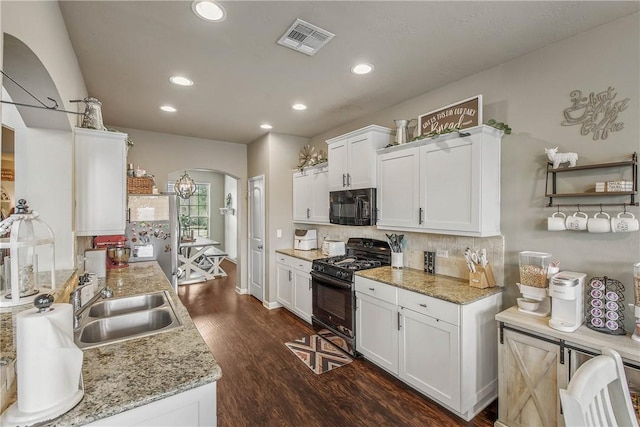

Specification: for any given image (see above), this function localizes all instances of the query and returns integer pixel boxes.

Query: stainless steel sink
[74,291,182,349]
[88,292,166,317]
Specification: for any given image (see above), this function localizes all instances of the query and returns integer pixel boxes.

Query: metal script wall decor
[561,87,629,140]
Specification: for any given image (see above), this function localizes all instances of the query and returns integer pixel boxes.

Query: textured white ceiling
[56,1,639,144]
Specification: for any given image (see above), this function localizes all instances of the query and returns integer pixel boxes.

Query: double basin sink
[74,290,182,349]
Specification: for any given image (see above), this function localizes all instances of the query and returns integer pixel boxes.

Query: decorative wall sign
[1,169,14,181]
[561,87,629,140]
[418,95,482,137]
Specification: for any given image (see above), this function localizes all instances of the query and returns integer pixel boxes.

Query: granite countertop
[356,267,503,305]
[276,248,326,262]
[496,306,640,364]
[0,262,221,426]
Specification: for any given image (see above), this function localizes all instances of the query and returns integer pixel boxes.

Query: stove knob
[339,271,348,280]
[317,265,324,272]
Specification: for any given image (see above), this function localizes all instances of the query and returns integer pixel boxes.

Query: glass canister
[518,251,552,288]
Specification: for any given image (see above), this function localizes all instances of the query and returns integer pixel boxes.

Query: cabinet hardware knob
[369,287,375,291]
[419,303,427,308]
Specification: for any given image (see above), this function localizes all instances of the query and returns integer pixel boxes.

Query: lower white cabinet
[355,275,501,421]
[87,382,216,426]
[355,280,399,375]
[399,303,460,411]
[275,253,312,323]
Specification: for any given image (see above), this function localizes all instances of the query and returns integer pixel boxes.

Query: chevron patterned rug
[284,334,353,375]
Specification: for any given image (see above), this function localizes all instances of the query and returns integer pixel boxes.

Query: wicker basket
[127,177,154,194]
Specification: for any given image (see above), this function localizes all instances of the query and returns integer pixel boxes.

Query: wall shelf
[545,152,637,208]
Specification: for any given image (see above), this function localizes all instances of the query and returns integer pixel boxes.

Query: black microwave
[329,188,376,226]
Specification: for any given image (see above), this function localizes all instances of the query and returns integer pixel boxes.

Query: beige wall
[307,13,640,330]
[124,127,248,291]
[247,132,309,303]
[1,1,86,269]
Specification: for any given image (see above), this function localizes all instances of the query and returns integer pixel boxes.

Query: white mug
[547,212,566,231]
[587,212,611,233]
[565,211,588,231]
[611,212,639,233]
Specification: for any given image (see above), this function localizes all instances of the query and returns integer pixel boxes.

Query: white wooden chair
[559,348,639,427]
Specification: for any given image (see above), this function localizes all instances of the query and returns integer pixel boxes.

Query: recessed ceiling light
[160,105,177,112]
[292,103,307,111]
[351,63,374,75]
[169,76,194,86]
[260,124,273,130]
[192,0,226,22]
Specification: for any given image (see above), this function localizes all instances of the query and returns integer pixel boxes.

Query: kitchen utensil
[107,247,130,266]
[393,119,417,145]
[565,211,588,231]
[547,211,567,231]
[612,211,639,233]
[517,297,540,311]
[587,211,611,233]
[479,249,488,267]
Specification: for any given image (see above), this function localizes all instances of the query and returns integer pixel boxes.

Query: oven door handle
[310,271,352,290]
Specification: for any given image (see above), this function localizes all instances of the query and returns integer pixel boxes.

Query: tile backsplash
[313,225,505,286]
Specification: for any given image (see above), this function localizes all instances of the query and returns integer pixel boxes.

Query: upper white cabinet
[75,128,127,236]
[377,125,502,237]
[292,164,329,224]
[326,125,393,191]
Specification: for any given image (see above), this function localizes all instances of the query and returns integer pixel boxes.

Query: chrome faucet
[70,280,114,330]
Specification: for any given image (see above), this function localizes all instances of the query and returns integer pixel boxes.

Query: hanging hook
[623,203,627,213]
[557,205,561,214]
[599,204,603,213]
[577,204,581,212]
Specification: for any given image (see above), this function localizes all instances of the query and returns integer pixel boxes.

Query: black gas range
[310,238,391,356]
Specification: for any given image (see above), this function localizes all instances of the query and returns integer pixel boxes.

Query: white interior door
[248,176,265,301]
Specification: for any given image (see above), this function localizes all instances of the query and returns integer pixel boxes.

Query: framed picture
[418,95,482,137]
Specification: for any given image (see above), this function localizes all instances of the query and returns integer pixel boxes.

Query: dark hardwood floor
[179,260,497,427]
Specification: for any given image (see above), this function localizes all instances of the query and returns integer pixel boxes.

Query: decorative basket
[127,177,154,194]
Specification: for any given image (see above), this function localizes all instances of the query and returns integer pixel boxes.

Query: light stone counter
[356,266,503,305]
[275,248,326,262]
[0,262,221,426]
[496,305,640,364]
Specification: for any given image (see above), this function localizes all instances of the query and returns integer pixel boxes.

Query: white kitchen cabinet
[275,253,312,323]
[399,299,460,411]
[292,164,329,224]
[376,147,420,228]
[354,275,502,422]
[355,277,399,375]
[87,382,216,426]
[327,125,393,191]
[376,125,502,237]
[275,262,294,308]
[292,268,312,323]
[75,127,127,236]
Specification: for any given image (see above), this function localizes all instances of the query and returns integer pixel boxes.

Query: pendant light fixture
[174,172,196,199]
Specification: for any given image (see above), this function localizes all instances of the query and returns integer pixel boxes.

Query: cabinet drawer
[355,276,398,304]
[398,289,459,326]
[275,254,311,272]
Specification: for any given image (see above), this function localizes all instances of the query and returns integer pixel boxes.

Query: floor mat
[284,334,353,375]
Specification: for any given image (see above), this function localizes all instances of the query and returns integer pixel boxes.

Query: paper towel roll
[16,303,83,414]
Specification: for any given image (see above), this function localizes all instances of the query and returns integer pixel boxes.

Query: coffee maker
[548,271,586,332]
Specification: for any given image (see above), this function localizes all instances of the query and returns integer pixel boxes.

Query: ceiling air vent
[277,19,335,56]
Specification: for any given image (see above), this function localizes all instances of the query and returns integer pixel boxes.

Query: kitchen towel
[14,302,83,416]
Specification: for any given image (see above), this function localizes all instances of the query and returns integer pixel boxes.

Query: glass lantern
[0,200,56,307]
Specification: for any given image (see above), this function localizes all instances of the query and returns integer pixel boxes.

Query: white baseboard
[263,300,282,310]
